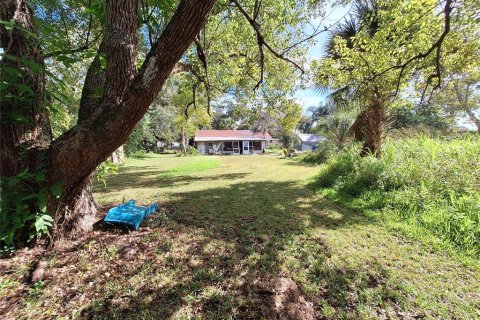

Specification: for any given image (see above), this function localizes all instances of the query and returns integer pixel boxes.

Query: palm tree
[317,113,354,150]
[319,0,388,157]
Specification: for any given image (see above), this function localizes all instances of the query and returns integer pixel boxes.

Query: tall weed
[315,135,480,256]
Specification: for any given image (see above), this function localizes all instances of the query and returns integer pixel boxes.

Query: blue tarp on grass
[104,199,158,230]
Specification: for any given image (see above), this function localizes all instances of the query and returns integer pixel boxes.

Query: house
[194,130,272,155]
[298,133,326,151]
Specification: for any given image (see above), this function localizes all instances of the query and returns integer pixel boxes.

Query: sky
[293,3,351,112]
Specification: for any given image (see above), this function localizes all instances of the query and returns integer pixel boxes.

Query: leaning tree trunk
[2,0,217,242]
[465,110,480,134]
[46,0,216,240]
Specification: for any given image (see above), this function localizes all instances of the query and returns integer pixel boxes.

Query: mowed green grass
[1,154,479,319]
[93,154,480,318]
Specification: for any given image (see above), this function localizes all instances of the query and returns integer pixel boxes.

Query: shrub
[299,142,335,164]
[177,146,201,157]
[0,170,60,252]
[186,145,201,155]
[95,161,119,187]
[265,146,284,155]
[315,135,480,256]
[128,151,150,159]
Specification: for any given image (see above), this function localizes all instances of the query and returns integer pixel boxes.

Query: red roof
[195,130,272,141]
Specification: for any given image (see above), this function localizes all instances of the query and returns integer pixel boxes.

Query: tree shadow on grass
[167,180,367,240]
[285,160,320,167]
[74,179,402,319]
[94,166,249,192]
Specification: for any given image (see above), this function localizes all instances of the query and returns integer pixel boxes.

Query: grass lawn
[1,154,479,319]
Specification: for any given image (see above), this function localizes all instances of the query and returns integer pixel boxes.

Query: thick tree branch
[102,0,138,107]
[252,0,261,21]
[193,35,212,112]
[185,83,198,117]
[194,37,207,70]
[78,40,106,123]
[171,61,191,74]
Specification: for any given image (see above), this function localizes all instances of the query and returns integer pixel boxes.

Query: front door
[243,141,250,155]
[198,143,205,155]
[232,141,240,155]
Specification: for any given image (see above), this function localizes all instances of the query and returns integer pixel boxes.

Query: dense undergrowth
[310,135,480,258]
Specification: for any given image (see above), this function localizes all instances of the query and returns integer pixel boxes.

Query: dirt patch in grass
[253,277,315,320]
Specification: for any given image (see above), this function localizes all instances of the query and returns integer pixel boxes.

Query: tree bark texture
[361,96,386,158]
[78,41,106,124]
[350,109,367,142]
[1,0,217,241]
[0,0,52,176]
[349,95,386,158]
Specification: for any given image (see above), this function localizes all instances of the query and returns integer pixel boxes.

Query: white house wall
[195,140,267,155]
[301,143,313,151]
[197,142,206,155]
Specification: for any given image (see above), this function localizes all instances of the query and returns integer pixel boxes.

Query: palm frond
[353,0,380,37]
[326,18,359,57]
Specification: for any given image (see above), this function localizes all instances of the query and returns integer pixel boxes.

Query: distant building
[194,130,273,155]
[298,133,326,151]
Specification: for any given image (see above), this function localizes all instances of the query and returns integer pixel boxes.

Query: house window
[224,141,233,151]
[249,141,262,150]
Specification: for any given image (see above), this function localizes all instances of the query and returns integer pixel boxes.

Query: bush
[186,145,201,155]
[128,151,150,160]
[0,170,60,252]
[265,146,284,155]
[315,135,480,256]
[299,142,335,164]
[176,145,201,157]
[95,161,119,187]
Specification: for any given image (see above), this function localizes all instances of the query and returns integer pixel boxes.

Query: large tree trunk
[47,0,216,239]
[350,95,386,158]
[2,0,217,243]
[0,0,99,242]
[350,109,367,142]
[361,99,385,158]
[1,0,56,244]
[0,0,52,176]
